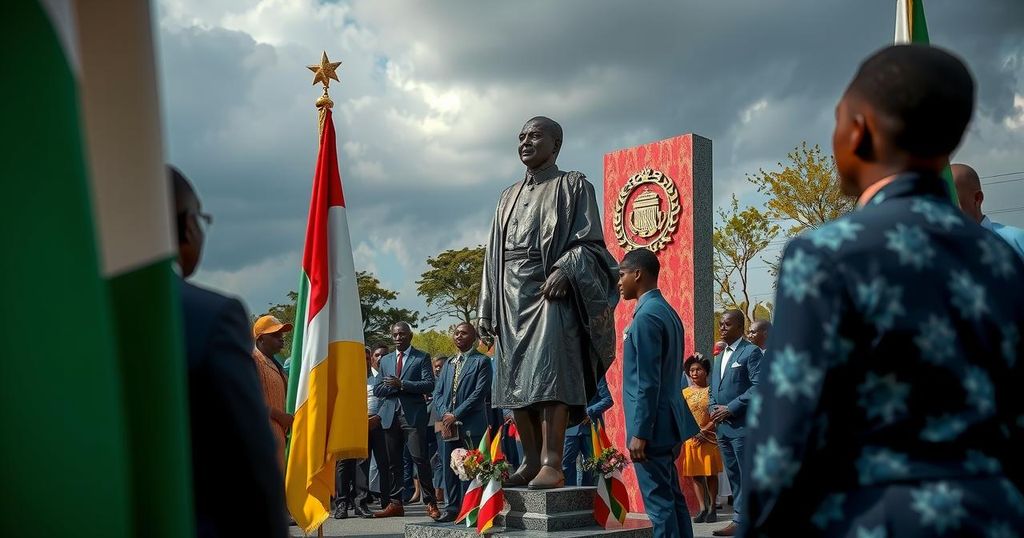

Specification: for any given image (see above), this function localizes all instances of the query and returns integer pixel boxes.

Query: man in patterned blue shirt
[743,45,1024,537]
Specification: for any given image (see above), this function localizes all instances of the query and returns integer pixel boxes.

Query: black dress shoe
[332,505,348,519]
[705,509,717,523]
[434,512,458,523]
[352,502,368,517]
[693,508,707,523]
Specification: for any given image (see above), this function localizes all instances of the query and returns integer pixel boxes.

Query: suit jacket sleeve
[586,377,614,418]
[745,238,847,533]
[401,352,436,395]
[198,298,287,535]
[631,311,666,441]
[726,345,763,417]
[708,356,720,409]
[432,363,448,415]
[453,357,493,421]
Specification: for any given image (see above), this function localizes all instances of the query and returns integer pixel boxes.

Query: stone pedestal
[405,487,653,537]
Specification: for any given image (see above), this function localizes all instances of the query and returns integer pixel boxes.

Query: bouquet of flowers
[582,446,630,477]
[449,447,512,482]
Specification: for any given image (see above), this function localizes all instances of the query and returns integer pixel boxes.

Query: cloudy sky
[154,0,1024,324]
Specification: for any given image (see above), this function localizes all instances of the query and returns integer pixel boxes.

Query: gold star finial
[307,51,341,88]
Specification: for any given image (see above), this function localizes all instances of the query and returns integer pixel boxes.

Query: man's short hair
[723,309,745,324]
[621,248,660,279]
[393,321,413,332]
[848,44,974,157]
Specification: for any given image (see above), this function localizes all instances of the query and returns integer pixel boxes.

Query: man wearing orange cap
[252,315,294,470]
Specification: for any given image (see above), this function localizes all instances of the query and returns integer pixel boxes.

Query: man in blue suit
[619,248,699,538]
[744,45,1024,537]
[431,322,493,523]
[372,322,440,520]
[562,377,613,486]
[709,309,762,536]
[172,167,286,537]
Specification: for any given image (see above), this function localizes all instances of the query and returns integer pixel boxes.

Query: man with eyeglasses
[171,165,287,537]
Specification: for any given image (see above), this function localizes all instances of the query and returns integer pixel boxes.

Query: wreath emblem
[612,168,681,253]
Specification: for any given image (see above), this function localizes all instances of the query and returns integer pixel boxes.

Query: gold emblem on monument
[613,168,681,253]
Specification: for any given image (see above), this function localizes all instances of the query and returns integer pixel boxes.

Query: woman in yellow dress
[681,353,722,523]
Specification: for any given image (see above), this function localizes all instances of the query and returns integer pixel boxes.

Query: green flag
[1,1,193,536]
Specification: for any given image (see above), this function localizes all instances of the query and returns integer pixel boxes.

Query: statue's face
[518,120,557,169]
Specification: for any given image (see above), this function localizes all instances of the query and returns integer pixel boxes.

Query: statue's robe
[479,164,618,416]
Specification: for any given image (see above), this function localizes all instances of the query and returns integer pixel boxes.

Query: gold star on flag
[307,51,341,88]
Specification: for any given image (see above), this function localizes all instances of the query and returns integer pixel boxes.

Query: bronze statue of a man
[478,116,618,489]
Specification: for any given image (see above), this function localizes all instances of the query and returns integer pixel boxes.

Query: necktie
[396,350,404,379]
[450,354,465,407]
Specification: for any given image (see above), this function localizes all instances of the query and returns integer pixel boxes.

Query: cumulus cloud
[156,0,1024,317]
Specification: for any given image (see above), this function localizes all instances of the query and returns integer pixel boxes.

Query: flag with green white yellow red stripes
[2,1,192,536]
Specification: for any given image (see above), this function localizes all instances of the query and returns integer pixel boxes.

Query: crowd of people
[169,43,1024,538]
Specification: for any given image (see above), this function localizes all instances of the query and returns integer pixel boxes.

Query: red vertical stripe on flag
[301,109,346,322]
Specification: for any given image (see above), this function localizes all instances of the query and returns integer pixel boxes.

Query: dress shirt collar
[525,163,560,185]
[980,215,994,230]
[635,288,662,314]
[724,337,743,352]
[857,174,899,207]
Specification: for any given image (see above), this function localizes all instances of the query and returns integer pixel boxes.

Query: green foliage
[357,271,418,347]
[747,142,854,238]
[411,329,459,359]
[416,246,485,324]
[261,290,299,359]
[713,195,780,321]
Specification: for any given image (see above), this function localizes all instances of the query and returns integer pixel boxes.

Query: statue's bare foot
[503,463,540,487]
[527,465,565,490]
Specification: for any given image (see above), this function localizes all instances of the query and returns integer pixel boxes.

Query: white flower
[857,373,910,424]
[751,437,799,490]
[979,234,1017,279]
[910,482,967,534]
[855,276,905,330]
[911,199,962,231]
[808,219,863,251]
[948,270,988,320]
[914,315,956,365]
[769,346,823,402]
[884,223,935,270]
[963,366,995,416]
[780,248,827,303]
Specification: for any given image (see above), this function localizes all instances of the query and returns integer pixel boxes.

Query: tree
[713,195,780,321]
[358,271,418,347]
[411,329,459,359]
[416,246,485,325]
[747,141,854,238]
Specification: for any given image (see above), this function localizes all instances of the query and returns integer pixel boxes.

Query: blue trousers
[437,434,477,517]
[634,443,692,538]
[561,432,595,486]
[718,434,745,524]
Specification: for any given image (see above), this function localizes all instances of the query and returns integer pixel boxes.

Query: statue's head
[519,116,562,170]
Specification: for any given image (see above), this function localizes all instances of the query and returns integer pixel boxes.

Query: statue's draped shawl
[479,168,618,413]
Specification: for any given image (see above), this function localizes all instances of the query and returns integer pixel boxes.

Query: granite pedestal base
[405,487,653,537]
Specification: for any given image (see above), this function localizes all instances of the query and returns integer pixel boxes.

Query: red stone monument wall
[600,134,713,513]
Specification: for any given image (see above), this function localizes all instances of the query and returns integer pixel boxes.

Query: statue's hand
[479,318,498,340]
[541,268,570,300]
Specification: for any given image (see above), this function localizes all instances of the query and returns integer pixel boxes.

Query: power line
[989,206,1024,215]
[983,176,1024,187]
[981,171,1024,179]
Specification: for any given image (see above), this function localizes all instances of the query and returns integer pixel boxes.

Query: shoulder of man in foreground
[180,280,253,366]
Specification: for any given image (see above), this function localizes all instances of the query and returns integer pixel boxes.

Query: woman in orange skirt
[681,353,723,523]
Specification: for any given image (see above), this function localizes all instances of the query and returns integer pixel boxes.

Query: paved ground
[290,502,736,537]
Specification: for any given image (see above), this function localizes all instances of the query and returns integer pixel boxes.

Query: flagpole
[307,51,341,138]
[303,50,341,538]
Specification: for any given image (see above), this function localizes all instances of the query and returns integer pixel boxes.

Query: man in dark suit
[432,322,493,523]
[744,45,1024,537]
[619,249,699,538]
[709,309,762,536]
[562,377,613,486]
[372,322,440,519]
[171,166,286,538]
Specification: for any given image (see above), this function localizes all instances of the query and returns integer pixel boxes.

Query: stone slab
[497,509,595,532]
[405,515,652,538]
[502,487,595,516]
